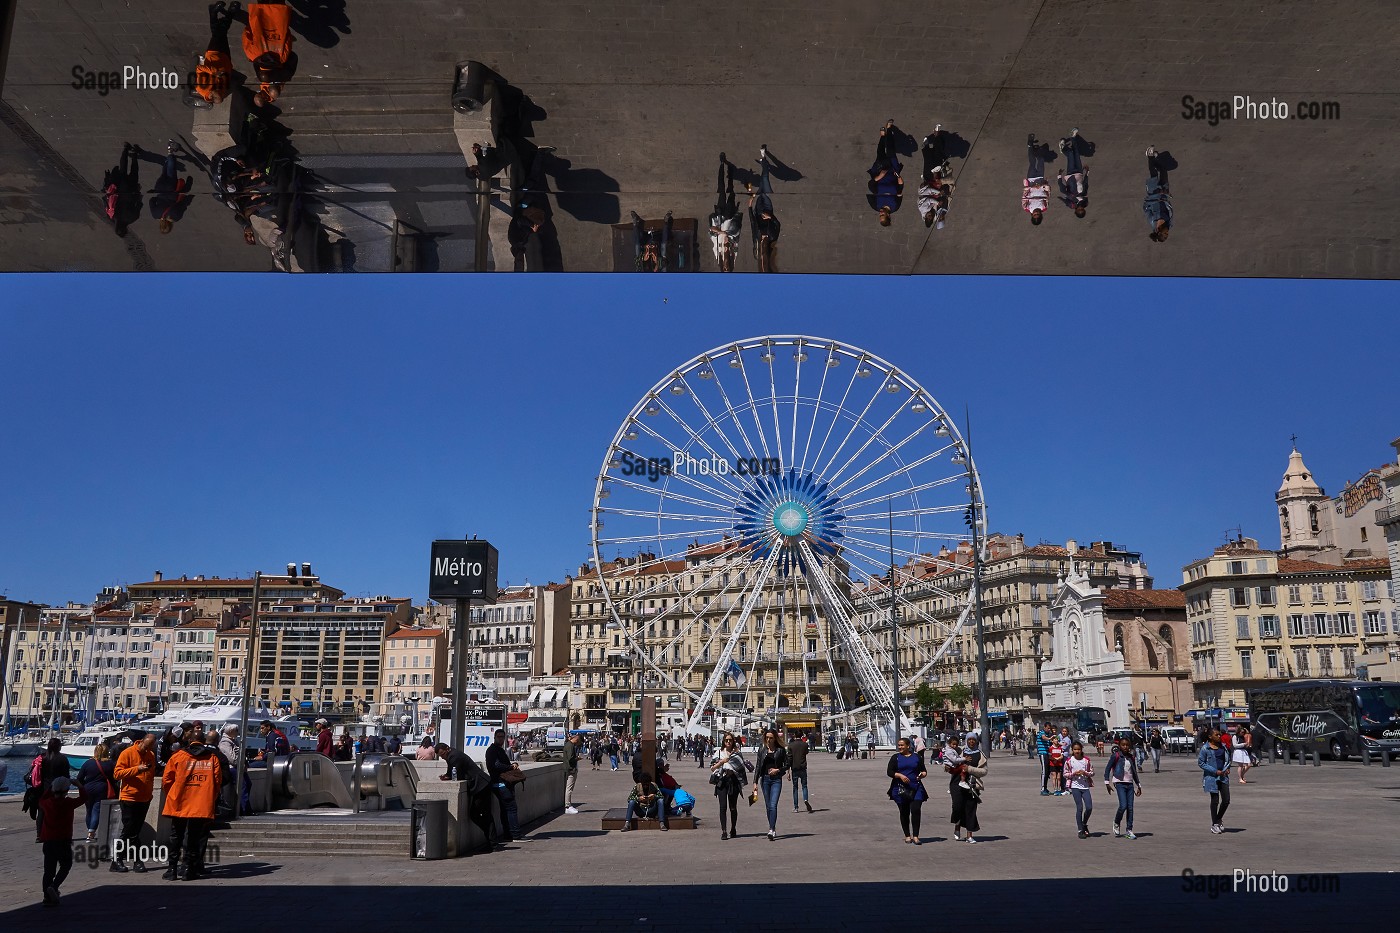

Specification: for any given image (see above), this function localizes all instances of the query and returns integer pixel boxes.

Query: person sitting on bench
[621,772,668,831]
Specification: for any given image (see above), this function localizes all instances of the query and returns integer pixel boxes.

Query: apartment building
[466,583,571,713]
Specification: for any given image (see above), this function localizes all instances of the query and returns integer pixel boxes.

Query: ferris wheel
[589,336,986,734]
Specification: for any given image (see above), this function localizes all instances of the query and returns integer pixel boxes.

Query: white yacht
[135,694,306,734]
[0,729,52,758]
[59,723,134,761]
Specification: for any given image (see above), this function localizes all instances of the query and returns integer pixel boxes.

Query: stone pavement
[2,751,1397,930]
[1,0,1396,274]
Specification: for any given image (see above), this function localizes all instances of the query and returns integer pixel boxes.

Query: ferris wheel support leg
[798,540,894,719]
[686,548,781,734]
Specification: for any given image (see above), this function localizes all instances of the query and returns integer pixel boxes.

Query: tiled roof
[1103,589,1185,610]
[1278,558,1346,574]
[387,627,445,640]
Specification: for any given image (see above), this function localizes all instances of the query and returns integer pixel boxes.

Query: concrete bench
[600,807,697,831]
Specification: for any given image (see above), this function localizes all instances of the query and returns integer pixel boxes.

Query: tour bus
[1246,679,1400,761]
[1038,706,1110,743]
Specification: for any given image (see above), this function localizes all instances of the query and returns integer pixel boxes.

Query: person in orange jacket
[243,0,295,106]
[161,726,223,881]
[111,732,157,873]
[191,2,240,106]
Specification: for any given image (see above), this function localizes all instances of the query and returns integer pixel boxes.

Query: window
[1287,585,1302,605]
[1341,647,1356,675]
[1239,651,1253,678]
[1258,586,1276,606]
[1236,616,1251,640]
[1337,613,1355,636]
[1334,583,1349,602]
[1231,587,1249,608]
[1318,647,1334,676]
[1362,581,1378,601]
[1228,560,1246,575]
[1030,583,1040,600]
[1310,584,1325,603]
[1293,648,1310,675]
[1287,614,1308,638]
[1365,611,1385,635]
[1259,615,1280,638]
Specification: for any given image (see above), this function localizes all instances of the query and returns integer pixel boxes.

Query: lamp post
[963,414,990,756]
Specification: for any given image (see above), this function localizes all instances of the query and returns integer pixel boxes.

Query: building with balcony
[382,626,447,707]
[4,615,86,725]
[466,582,571,713]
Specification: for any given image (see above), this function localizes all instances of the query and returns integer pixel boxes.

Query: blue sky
[1,274,1395,606]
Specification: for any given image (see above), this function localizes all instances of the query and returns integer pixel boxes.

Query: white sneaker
[565,806,579,814]
[1210,823,1222,834]
[1112,824,1121,837]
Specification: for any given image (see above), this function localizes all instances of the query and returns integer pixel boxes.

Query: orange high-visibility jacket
[242,3,294,65]
[194,48,234,104]
[160,746,222,819]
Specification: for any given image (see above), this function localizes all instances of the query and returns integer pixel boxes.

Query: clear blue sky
[2,274,1395,607]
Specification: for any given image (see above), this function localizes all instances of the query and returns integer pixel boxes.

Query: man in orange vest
[242,0,295,106]
[191,2,239,106]
[111,732,157,873]
[160,725,223,881]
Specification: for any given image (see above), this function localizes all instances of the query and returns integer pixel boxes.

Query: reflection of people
[151,144,194,234]
[1022,135,1050,225]
[709,154,743,272]
[192,2,239,106]
[918,172,953,229]
[867,122,904,226]
[921,125,950,178]
[243,1,295,105]
[748,147,780,272]
[1144,146,1173,242]
[1057,129,1088,217]
[103,144,143,237]
[631,210,673,272]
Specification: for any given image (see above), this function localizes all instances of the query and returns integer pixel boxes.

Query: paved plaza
[2,751,1397,929]
[1,0,1397,274]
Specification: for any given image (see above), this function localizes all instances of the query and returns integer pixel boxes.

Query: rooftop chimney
[153,570,163,581]
[302,562,312,578]
[287,562,296,578]
[1066,539,1078,554]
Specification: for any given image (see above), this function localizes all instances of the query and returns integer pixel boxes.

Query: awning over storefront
[526,688,542,706]
[506,712,529,724]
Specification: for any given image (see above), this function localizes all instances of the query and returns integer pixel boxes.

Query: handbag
[747,788,759,806]
[708,770,723,786]
[499,767,527,786]
[892,781,913,802]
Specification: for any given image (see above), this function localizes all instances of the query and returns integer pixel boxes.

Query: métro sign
[428,539,499,602]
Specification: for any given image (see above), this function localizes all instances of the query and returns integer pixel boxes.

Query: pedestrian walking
[887,737,928,844]
[748,145,780,271]
[1199,728,1232,833]
[711,733,748,840]
[1231,725,1254,783]
[1022,135,1050,225]
[486,729,523,843]
[917,171,953,229]
[608,736,620,771]
[1143,146,1173,241]
[867,121,904,226]
[949,734,986,843]
[1046,737,1066,796]
[315,719,333,757]
[1105,737,1142,839]
[1148,728,1164,773]
[189,2,238,107]
[242,0,295,106]
[866,733,876,760]
[921,125,951,178]
[1056,128,1088,217]
[110,732,157,873]
[75,744,115,843]
[160,725,221,880]
[563,733,581,814]
[103,143,144,237]
[37,777,86,907]
[1064,741,1094,838]
[709,153,743,272]
[752,729,790,840]
[787,730,813,813]
[630,210,673,272]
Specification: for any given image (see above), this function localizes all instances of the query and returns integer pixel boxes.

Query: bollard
[1298,745,1306,765]
[1363,747,1371,765]
[1312,749,1321,766]
[1383,751,1392,768]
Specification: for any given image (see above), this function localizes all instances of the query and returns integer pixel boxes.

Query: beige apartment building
[4,615,86,725]
[1,597,46,718]
[466,583,571,713]
[382,627,448,705]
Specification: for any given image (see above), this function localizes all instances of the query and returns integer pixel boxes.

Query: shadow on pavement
[6,877,1397,930]
[288,0,351,48]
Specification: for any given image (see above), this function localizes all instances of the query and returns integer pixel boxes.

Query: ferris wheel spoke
[763,345,786,470]
[680,566,754,683]
[707,356,763,463]
[842,474,966,513]
[731,351,776,463]
[814,365,885,482]
[678,372,750,467]
[840,532,967,574]
[648,397,749,499]
[606,474,743,513]
[844,560,957,674]
[833,447,961,503]
[798,346,834,475]
[597,526,738,548]
[808,354,863,475]
[613,440,744,510]
[649,554,744,657]
[790,347,805,470]
[601,506,735,525]
[824,397,908,490]
[828,421,947,499]
[687,547,780,729]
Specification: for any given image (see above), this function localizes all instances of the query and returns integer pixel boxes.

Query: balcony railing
[1376,503,1400,526]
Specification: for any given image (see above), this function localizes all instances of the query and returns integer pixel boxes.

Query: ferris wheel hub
[772,500,810,537]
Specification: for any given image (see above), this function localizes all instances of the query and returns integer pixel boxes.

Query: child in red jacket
[37,776,86,907]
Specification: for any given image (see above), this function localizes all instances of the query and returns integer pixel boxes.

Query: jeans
[1071,788,1092,832]
[1150,747,1161,771]
[715,157,736,219]
[625,798,667,826]
[118,800,150,862]
[1210,783,1231,825]
[1062,137,1084,175]
[609,754,618,770]
[1113,782,1135,830]
[42,840,73,892]
[85,799,101,832]
[922,131,947,176]
[1148,152,1169,187]
[494,783,521,840]
[1027,140,1046,179]
[790,768,809,809]
[760,775,782,831]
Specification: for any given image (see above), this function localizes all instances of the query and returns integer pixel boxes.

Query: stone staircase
[211,810,411,859]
